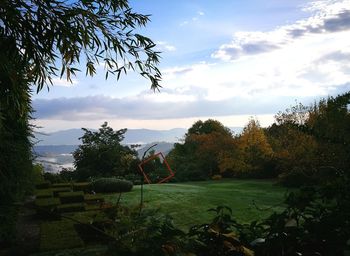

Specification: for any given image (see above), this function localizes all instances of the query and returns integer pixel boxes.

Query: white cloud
[51,77,78,87]
[32,114,275,133]
[212,0,350,61]
[33,0,350,132]
[156,41,176,52]
[180,10,205,26]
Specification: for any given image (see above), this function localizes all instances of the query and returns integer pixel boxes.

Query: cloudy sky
[32,0,350,132]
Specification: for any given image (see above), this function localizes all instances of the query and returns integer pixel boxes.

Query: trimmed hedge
[59,191,85,204]
[35,181,51,189]
[57,203,85,213]
[84,194,105,204]
[52,187,71,197]
[52,183,72,188]
[35,198,60,208]
[35,198,60,216]
[90,178,133,193]
[73,182,91,192]
[35,189,53,199]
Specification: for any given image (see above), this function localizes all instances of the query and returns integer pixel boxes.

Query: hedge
[35,198,60,217]
[35,181,51,189]
[57,203,85,213]
[59,191,85,204]
[52,187,71,197]
[35,189,53,199]
[84,194,105,204]
[90,178,133,193]
[73,182,90,192]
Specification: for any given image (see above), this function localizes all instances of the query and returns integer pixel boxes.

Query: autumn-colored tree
[168,119,236,180]
[221,118,274,177]
[267,104,319,186]
[306,92,350,172]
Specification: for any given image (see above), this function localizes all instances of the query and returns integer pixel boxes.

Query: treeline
[167,92,350,186]
[41,92,350,188]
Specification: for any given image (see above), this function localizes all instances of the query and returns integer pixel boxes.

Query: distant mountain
[136,142,175,158]
[34,145,78,155]
[34,129,84,146]
[124,128,185,144]
[33,126,242,146]
[34,128,187,146]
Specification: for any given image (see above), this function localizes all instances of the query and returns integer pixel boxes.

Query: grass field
[105,179,290,229]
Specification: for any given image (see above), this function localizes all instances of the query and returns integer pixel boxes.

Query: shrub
[35,198,60,217]
[84,194,105,204]
[90,178,133,193]
[43,172,65,184]
[35,181,51,189]
[35,189,53,199]
[52,183,72,188]
[35,197,60,208]
[52,187,71,197]
[211,174,222,180]
[59,191,85,204]
[57,203,85,213]
[278,167,316,187]
[73,182,91,192]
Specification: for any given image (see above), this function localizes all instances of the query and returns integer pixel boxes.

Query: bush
[59,191,84,204]
[84,194,105,204]
[35,189,53,199]
[35,181,51,189]
[73,182,91,192]
[211,174,222,180]
[57,203,85,213]
[35,198,60,217]
[90,178,133,193]
[43,172,65,184]
[52,183,72,188]
[278,167,316,187]
[52,187,71,197]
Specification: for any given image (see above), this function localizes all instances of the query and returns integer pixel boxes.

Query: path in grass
[105,179,289,229]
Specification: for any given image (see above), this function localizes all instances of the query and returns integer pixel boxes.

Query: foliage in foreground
[93,172,350,256]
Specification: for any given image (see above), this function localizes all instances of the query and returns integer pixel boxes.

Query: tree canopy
[0,0,162,92]
[73,122,137,180]
[0,1,161,241]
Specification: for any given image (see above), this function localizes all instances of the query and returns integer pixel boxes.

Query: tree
[267,103,319,186]
[221,118,274,177]
[73,122,137,180]
[168,119,236,180]
[0,0,161,93]
[306,92,350,172]
[0,1,161,199]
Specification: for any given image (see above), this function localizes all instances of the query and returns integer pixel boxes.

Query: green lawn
[105,179,290,229]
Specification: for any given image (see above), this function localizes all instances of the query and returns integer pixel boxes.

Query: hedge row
[90,178,133,193]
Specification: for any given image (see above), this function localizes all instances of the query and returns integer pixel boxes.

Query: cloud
[180,10,205,26]
[51,77,78,87]
[156,41,176,52]
[212,0,350,61]
[33,85,328,123]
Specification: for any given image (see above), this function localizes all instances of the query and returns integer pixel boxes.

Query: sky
[32,0,350,132]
